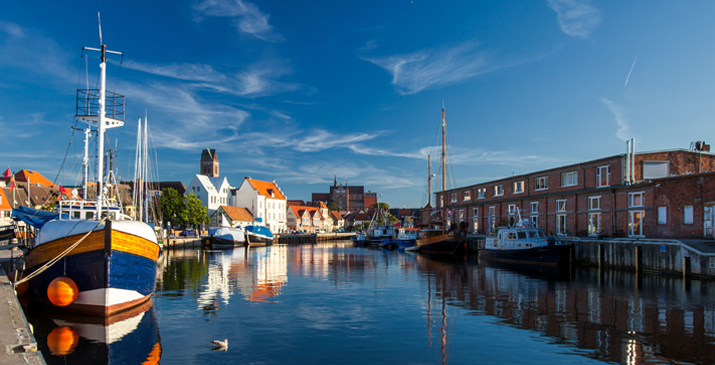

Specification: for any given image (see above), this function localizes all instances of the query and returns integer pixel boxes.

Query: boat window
[73,212,80,219]
[517,232,527,239]
[507,232,517,240]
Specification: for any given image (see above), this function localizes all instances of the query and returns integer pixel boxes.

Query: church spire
[334,175,337,187]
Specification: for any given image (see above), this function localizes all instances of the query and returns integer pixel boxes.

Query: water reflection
[22,243,715,364]
[417,253,715,364]
[25,300,160,364]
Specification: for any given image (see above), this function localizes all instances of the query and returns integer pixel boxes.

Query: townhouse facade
[187,174,231,215]
[438,148,715,239]
[287,205,324,233]
[231,177,287,233]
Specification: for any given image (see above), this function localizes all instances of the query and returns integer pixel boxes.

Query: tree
[371,202,390,210]
[184,193,209,229]
[160,188,185,228]
[327,202,340,211]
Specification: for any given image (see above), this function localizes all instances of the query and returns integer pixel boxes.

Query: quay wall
[572,238,715,278]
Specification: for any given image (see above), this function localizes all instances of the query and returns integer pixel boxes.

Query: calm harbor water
[23,241,715,364]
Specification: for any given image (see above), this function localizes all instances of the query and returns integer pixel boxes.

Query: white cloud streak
[193,0,283,42]
[624,56,637,87]
[363,41,492,95]
[547,0,601,39]
[601,98,630,141]
[123,60,300,98]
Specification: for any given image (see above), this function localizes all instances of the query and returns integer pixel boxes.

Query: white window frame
[588,212,601,236]
[507,204,516,215]
[459,209,464,221]
[494,185,503,197]
[472,208,479,217]
[589,196,601,211]
[450,193,457,203]
[513,181,524,194]
[530,215,538,228]
[556,214,567,235]
[477,188,486,199]
[684,205,694,224]
[561,171,578,187]
[657,206,667,225]
[556,199,566,212]
[530,202,538,214]
[463,190,471,201]
[629,211,645,237]
[597,165,611,188]
[488,206,496,230]
[535,176,548,191]
[629,192,644,207]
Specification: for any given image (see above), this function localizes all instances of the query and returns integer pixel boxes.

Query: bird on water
[211,339,228,351]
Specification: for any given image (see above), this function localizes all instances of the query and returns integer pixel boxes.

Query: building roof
[289,205,321,220]
[0,188,10,210]
[246,178,286,200]
[201,148,217,161]
[287,200,305,207]
[220,206,253,222]
[12,169,56,188]
[330,211,343,221]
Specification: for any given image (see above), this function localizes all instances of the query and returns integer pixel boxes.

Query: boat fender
[47,277,79,307]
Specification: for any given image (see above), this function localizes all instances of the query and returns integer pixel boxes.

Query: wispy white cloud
[193,0,283,42]
[547,0,601,39]
[601,98,630,141]
[363,41,491,94]
[0,21,25,37]
[121,61,225,83]
[0,22,73,82]
[124,60,300,97]
[624,56,637,87]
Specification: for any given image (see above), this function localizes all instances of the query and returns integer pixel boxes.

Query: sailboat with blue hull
[17,17,160,316]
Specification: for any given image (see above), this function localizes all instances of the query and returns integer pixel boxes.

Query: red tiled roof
[246,178,286,200]
[14,170,56,188]
[220,206,253,222]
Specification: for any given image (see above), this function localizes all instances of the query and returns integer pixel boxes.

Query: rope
[13,217,108,288]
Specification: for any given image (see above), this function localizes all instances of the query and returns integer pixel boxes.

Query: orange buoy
[47,326,79,355]
[47,277,79,307]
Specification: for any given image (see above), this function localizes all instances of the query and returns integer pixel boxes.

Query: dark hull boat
[480,226,571,266]
[479,244,571,266]
[245,225,274,246]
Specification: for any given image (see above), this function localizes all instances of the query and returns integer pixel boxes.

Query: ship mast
[441,108,446,235]
[78,13,124,218]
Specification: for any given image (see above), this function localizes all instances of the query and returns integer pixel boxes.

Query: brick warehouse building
[437,146,715,239]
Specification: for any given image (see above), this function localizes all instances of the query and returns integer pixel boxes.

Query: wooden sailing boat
[416,108,466,254]
[20,17,161,316]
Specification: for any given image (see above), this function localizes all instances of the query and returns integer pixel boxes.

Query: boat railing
[58,198,123,220]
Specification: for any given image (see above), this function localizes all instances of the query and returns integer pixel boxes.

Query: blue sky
[1,1,714,209]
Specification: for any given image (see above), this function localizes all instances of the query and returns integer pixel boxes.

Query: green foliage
[327,202,340,211]
[184,193,209,228]
[160,188,185,227]
[371,202,390,210]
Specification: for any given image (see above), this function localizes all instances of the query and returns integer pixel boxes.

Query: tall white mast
[78,12,124,218]
[134,117,142,221]
[143,111,149,223]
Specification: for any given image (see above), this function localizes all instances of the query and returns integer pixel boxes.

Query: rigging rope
[13,217,109,288]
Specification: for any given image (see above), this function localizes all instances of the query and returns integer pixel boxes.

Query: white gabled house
[231,177,287,233]
[187,174,232,215]
[209,206,254,228]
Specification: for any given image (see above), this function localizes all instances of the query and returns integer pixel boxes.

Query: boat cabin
[397,228,421,240]
[58,199,124,221]
[485,227,549,250]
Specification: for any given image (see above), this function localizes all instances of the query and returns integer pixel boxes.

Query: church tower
[200,148,219,177]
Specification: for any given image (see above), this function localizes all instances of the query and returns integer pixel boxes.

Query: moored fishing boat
[480,226,571,266]
[416,108,466,254]
[380,228,420,248]
[207,226,246,248]
[245,224,273,246]
[14,23,160,316]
